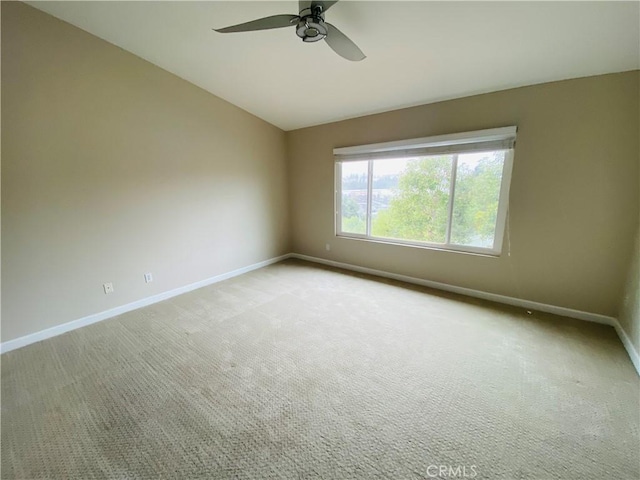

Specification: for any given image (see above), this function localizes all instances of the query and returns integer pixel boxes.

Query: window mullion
[366,160,373,237]
[445,155,458,245]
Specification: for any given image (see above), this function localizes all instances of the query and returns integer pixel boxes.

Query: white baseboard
[4,251,638,377]
[291,253,640,376]
[291,253,616,325]
[0,254,292,354]
[613,321,640,375]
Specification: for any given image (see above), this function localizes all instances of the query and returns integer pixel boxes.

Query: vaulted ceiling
[28,1,640,131]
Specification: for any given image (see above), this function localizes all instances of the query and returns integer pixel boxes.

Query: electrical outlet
[103,282,114,294]
[326,243,331,251]
[144,273,153,283]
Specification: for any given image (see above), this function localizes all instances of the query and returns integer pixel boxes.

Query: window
[335,127,516,255]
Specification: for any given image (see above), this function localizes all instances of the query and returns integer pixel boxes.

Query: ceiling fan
[213,0,365,61]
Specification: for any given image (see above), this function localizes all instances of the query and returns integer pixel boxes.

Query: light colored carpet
[1,259,638,479]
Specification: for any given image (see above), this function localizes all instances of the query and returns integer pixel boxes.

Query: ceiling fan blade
[214,14,299,33]
[324,22,365,61]
[312,1,339,12]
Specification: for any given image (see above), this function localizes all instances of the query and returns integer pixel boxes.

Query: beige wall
[287,71,639,318]
[618,71,640,355]
[1,2,290,342]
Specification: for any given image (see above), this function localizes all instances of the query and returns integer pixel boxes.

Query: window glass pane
[371,155,452,244]
[340,161,368,234]
[450,151,505,248]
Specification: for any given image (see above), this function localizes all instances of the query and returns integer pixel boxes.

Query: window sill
[335,233,502,258]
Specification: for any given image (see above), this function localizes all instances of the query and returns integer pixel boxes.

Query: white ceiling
[28,1,640,131]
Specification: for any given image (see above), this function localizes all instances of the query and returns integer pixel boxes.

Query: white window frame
[334,127,516,256]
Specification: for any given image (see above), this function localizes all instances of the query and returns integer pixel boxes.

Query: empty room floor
[1,259,638,479]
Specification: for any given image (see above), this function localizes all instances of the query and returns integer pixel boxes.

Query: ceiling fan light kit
[214,0,365,61]
[297,17,328,42]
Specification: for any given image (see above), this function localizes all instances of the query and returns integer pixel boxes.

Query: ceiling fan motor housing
[296,8,328,43]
